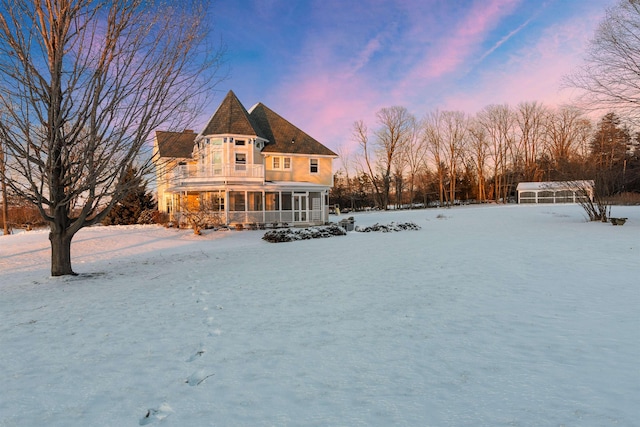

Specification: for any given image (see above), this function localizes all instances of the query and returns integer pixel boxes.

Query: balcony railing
[171,163,264,185]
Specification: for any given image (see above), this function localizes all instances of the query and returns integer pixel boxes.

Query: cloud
[343,35,384,78]
[262,0,525,153]
[399,0,521,84]
[226,0,611,157]
[439,7,604,114]
[476,15,533,64]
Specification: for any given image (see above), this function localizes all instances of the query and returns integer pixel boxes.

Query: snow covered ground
[0,204,638,426]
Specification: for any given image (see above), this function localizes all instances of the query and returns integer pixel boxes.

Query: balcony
[170,163,265,187]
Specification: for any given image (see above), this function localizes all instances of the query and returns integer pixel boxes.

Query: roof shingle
[201,90,266,139]
[249,103,337,156]
[155,91,337,159]
[155,130,196,158]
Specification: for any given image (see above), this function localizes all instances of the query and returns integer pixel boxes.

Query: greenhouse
[516,181,594,204]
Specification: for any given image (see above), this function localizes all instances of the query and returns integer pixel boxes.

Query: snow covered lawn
[1,204,638,426]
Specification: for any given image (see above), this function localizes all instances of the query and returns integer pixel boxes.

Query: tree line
[331,106,639,210]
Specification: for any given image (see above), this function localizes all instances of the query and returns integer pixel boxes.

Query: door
[293,194,307,222]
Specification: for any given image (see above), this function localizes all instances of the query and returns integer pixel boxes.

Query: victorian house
[154,91,337,227]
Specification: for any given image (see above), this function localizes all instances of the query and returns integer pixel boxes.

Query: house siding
[154,91,337,227]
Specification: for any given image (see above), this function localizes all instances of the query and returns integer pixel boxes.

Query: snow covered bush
[262,225,347,243]
[355,222,421,232]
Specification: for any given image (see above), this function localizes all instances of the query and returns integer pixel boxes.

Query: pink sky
[210,0,617,155]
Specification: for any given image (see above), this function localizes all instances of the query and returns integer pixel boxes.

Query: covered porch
[166,183,330,227]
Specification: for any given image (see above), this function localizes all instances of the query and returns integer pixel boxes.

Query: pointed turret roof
[249,103,337,156]
[201,90,266,138]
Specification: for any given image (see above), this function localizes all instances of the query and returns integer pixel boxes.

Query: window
[265,192,279,210]
[248,192,263,211]
[235,139,245,146]
[272,156,292,170]
[229,191,245,211]
[212,193,224,211]
[235,153,246,170]
[281,192,292,210]
[212,151,222,174]
[310,158,319,174]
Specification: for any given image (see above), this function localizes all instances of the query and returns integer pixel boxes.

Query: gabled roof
[249,103,337,157]
[201,90,266,139]
[516,180,594,191]
[155,130,196,158]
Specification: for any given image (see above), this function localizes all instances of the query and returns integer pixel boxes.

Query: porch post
[224,189,229,225]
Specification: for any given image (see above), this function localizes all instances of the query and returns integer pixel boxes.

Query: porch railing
[172,163,264,183]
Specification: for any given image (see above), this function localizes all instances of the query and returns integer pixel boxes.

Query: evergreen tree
[589,113,630,195]
[590,113,629,171]
[102,168,156,226]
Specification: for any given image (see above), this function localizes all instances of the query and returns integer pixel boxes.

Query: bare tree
[0,0,225,276]
[466,119,489,202]
[354,107,415,210]
[514,101,549,181]
[564,0,640,123]
[374,106,415,210]
[544,107,588,176]
[441,111,468,204]
[402,116,427,208]
[477,105,515,202]
[353,120,384,208]
[422,111,447,206]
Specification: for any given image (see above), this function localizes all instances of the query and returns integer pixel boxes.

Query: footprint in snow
[186,369,214,386]
[139,403,173,425]
[187,349,205,362]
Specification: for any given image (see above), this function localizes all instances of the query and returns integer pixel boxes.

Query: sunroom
[167,184,330,227]
[516,181,594,204]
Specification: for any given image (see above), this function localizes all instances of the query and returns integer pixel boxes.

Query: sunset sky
[206,0,617,153]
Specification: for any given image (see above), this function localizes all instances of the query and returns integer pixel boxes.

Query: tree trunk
[49,204,76,276]
[49,229,75,276]
[1,179,7,235]
[1,142,8,235]
[1,173,8,235]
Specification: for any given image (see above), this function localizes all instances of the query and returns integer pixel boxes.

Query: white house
[516,181,594,204]
[154,91,338,227]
